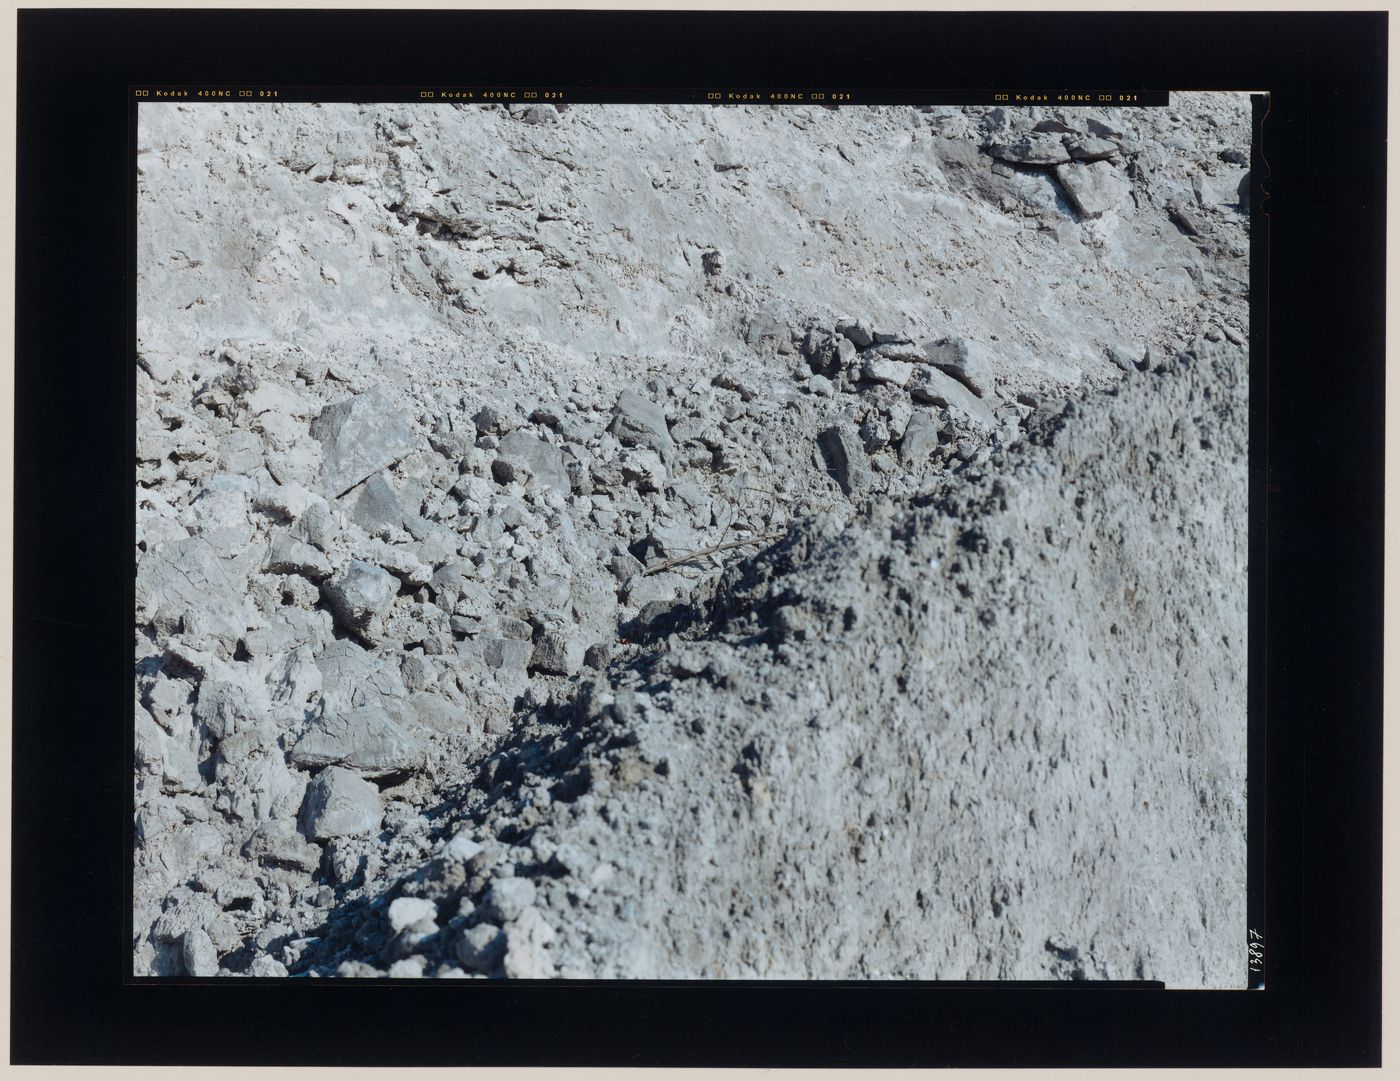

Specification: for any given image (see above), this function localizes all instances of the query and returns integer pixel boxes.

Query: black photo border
[12,8,1385,1068]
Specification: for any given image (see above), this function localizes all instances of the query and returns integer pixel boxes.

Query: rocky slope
[134,96,1250,984]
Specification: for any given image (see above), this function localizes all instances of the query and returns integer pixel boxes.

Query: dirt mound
[289,339,1247,985]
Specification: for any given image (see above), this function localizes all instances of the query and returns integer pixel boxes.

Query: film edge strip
[129,86,1170,107]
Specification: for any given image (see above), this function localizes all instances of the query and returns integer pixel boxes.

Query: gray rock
[1104,344,1143,374]
[835,317,874,349]
[530,630,585,676]
[743,312,785,345]
[361,541,431,589]
[1167,199,1205,236]
[317,639,412,719]
[875,342,926,363]
[1086,116,1125,139]
[181,928,220,977]
[349,472,404,534]
[1066,137,1120,162]
[860,356,914,387]
[324,839,370,885]
[482,636,534,671]
[135,536,246,645]
[192,680,264,741]
[609,391,674,462]
[311,387,416,498]
[648,520,703,558]
[496,430,569,493]
[387,896,437,934]
[1055,161,1129,219]
[502,907,556,978]
[472,404,510,435]
[248,957,289,978]
[265,534,332,580]
[293,502,337,552]
[818,424,872,496]
[217,430,264,474]
[457,923,507,972]
[989,133,1073,165]
[900,411,941,465]
[497,616,534,641]
[923,336,996,397]
[242,820,322,874]
[482,876,537,923]
[299,765,384,840]
[321,560,398,637]
[444,832,484,862]
[291,705,422,778]
[407,692,467,734]
[908,367,999,430]
[429,561,493,614]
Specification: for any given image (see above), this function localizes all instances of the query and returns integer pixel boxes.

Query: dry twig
[642,531,786,577]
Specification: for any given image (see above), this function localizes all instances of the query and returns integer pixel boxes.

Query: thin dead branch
[642,531,786,577]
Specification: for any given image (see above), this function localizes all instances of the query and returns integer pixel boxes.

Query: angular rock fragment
[988,133,1073,165]
[1055,160,1129,219]
[311,387,415,498]
[1166,199,1204,236]
[495,430,569,493]
[253,481,323,523]
[1104,344,1145,374]
[457,923,507,973]
[136,536,244,626]
[291,705,422,778]
[443,832,484,862]
[818,424,872,496]
[860,356,914,387]
[900,411,941,465]
[743,311,785,345]
[482,877,537,924]
[317,639,413,718]
[181,928,220,977]
[530,630,584,676]
[265,534,332,580]
[193,680,266,741]
[908,367,998,430]
[292,501,338,552]
[609,391,674,462]
[617,447,667,493]
[1066,137,1120,162]
[481,637,533,671]
[361,540,432,589]
[502,907,556,978]
[321,560,398,638]
[299,764,384,840]
[923,336,996,397]
[349,472,404,534]
[242,820,323,874]
[407,692,466,734]
[388,896,437,934]
[835,317,874,349]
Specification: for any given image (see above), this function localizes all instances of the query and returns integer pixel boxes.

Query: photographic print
[132,91,1253,985]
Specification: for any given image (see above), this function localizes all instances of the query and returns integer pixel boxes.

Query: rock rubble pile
[135,96,1250,984]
